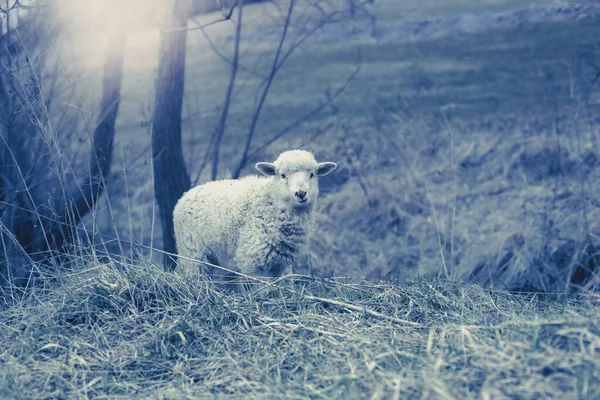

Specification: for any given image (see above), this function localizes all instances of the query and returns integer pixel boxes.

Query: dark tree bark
[211,0,242,181]
[151,0,192,271]
[50,26,127,252]
[0,13,126,286]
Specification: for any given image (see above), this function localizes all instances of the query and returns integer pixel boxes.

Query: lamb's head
[255,150,337,209]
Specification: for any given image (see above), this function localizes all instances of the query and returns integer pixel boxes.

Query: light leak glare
[55,0,162,31]
[55,0,163,69]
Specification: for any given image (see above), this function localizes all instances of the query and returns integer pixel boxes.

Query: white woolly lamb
[173,150,337,285]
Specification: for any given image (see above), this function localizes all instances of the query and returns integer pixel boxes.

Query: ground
[1,261,599,399]
[2,1,600,398]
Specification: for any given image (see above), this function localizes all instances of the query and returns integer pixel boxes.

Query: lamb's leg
[176,249,198,275]
[235,239,293,278]
[176,245,213,276]
[234,240,271,278]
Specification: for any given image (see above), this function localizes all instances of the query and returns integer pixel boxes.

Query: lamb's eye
[280,173,287,179]
[309,173,315,179]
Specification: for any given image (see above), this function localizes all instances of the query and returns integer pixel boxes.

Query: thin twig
[303,294,421,326]
[211,0,243,181]
[165,2,237,32]
[248,65,360,162]
[189,15,265,79]
[232,0,295,179]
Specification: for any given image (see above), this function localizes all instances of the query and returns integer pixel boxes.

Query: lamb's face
[255,150,337,209]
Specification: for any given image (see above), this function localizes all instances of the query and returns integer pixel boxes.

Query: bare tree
[0,6,126,288]
[55,26,127,249]
[229,0,362,178]
[151,0,192,271]
[150,0,362,269]
[210,0,242,181]
[185,0,362,185]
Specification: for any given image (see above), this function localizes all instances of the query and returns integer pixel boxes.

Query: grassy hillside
[3,1,600,398]
[1,261,599,399]
[59,1,600,291]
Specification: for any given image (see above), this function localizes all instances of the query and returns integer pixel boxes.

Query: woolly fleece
[173,150,336,285]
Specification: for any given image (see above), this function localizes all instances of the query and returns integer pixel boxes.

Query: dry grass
[2,4,600,397]
[1,259,599,399]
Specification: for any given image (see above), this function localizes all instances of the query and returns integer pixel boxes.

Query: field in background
[53,0,600,291]
[2,1,600,398]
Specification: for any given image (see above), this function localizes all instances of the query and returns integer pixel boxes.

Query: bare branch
[189,13,265,79]
[211,0,243,181]
[248,64,360,162]
[166,1,237,32]
[151,0,192,271]
[48,25,127,252]
[232,0,295,179]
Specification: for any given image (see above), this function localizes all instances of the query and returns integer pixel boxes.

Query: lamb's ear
[316,162,337,176]
[255,162,277,176]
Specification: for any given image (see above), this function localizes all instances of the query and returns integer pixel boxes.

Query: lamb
[173,150,337,287]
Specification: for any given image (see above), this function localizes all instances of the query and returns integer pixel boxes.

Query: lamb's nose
[295,190,307,200]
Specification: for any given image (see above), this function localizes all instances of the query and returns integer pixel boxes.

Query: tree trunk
[50,26,127,252]
[151,0,191,271]
[0,14,125,286]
